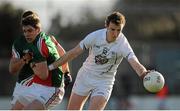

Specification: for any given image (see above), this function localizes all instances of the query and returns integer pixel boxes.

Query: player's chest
[92,42,121,57]
[20,43,41,57]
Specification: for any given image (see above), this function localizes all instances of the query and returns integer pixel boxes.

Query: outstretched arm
[50,36,72,86]
[49,44,84,70]
[50,36,70,73]
[128,57,148,78]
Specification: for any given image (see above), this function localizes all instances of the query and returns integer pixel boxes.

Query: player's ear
[105,23,108,28]
[36,27,41,33]
[105,20,108,28]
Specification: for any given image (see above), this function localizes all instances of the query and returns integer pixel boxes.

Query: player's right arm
[49,44,83,70]
[9,47,33,74]
[48,32,95,70]
[9,58,26,74]
[50,36,72,86]
[128,57,148,78]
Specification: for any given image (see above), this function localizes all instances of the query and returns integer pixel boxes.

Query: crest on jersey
[95,47,109,65]
[23,49,30,53]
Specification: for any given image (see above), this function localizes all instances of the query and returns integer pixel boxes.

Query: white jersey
[79,28,136,75]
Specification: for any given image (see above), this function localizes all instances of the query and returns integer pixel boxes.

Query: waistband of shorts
[17,76,33,86]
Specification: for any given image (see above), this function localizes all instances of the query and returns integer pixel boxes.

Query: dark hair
[22,10,34,18]
[105,11,126,26]
[21,10,41,29]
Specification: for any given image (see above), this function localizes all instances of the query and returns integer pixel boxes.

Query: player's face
[22,25,40,43]
[106,22,124,42]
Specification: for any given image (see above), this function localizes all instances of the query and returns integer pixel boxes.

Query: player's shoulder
[116,33,130,48]
[39,32,50,39]
[90,28,106,35]
[118,33,128,42]
[37,32,53,43]
[85,28,106,40]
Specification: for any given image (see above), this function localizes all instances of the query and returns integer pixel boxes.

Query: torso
[13,32,64,87]
[79,28,135,75]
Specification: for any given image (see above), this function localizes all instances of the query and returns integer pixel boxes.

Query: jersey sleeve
[30,37,46,63]
[79,32,96,50]
[11,44,20,59]
[40,38,49,58]
[121,36,136,60]
[50,36,66,56]
[37,36,60,64]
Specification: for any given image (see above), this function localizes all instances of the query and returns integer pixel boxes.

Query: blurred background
[0,0,180,110]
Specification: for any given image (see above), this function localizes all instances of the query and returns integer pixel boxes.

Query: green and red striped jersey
[12,32,64,87]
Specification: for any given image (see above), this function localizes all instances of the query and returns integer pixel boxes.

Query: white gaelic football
[143,71,165,93]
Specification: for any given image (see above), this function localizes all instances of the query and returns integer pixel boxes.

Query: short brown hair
[21,10,41,29]
[105,11,126,26]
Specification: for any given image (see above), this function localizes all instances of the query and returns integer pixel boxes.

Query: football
[143,71,165,93]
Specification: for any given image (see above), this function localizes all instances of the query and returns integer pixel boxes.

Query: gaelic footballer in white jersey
[48,11,149,110]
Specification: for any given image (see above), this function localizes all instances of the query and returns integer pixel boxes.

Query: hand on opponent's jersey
[22,51,33,64]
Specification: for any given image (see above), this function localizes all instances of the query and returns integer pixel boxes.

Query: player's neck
[106,32,116,43]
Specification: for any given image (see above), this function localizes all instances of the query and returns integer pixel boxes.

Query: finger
[30,62,36,68]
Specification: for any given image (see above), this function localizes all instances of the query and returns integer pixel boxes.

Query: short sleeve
[33,37,49,63]
[11,44,20,59]
[38,36,60,62]
[121,37,136,60]
[79,32,96,50]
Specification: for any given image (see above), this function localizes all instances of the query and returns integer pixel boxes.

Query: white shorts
[18,83,64,109]
[72,67,114,101]
[11,76,33,105]
[11,82,30,105]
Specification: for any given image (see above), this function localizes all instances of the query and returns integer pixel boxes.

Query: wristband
[48,64,54,71]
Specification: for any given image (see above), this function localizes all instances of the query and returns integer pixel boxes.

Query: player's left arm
[122,37,149,79]
[128,57,148,78]
[30,38,50,80]
[31,61,48,80]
